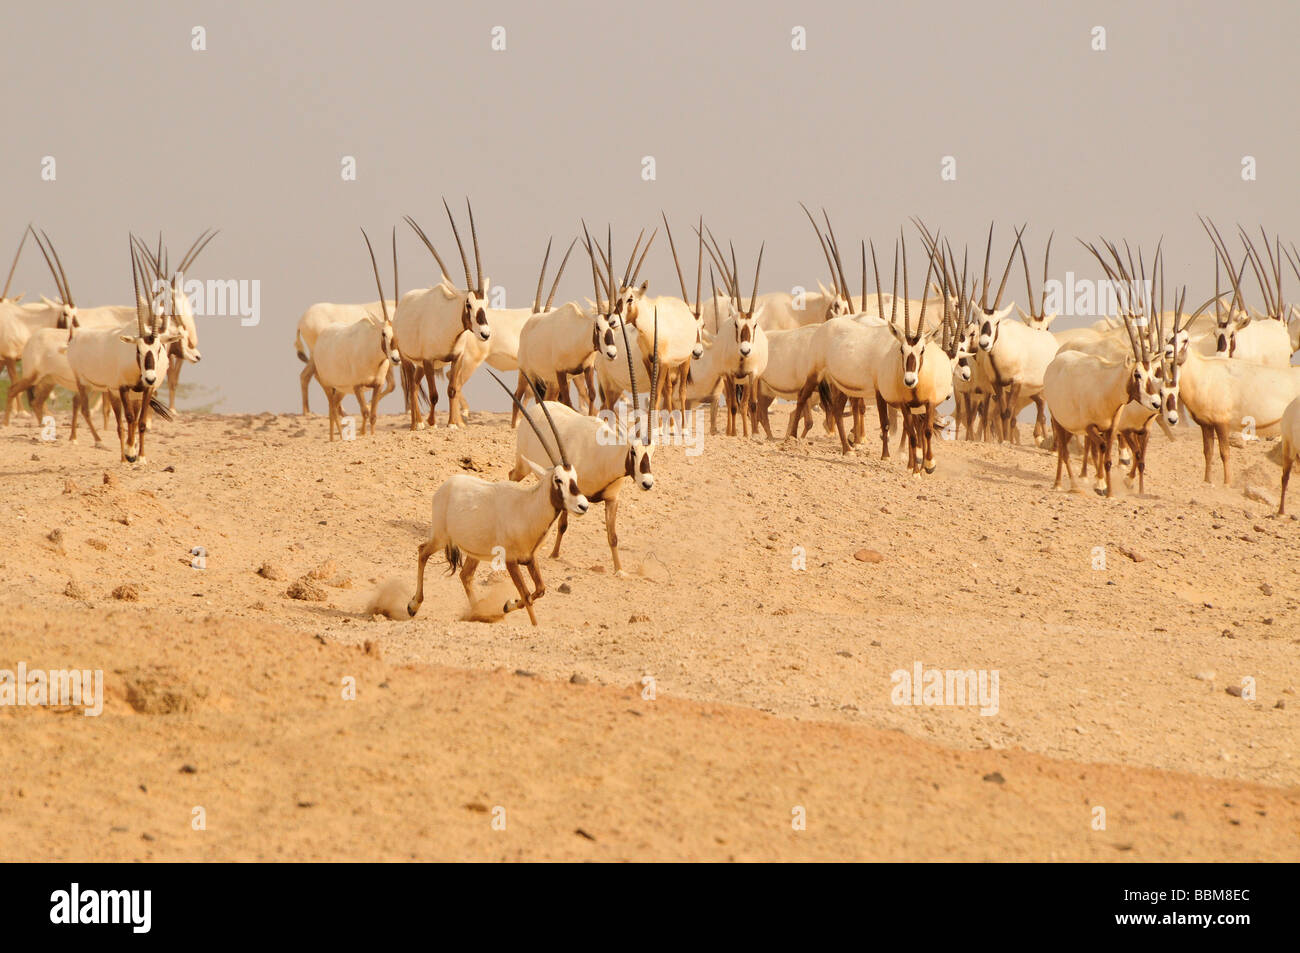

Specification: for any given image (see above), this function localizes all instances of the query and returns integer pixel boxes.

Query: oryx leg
[922,406,937,474]
[724,374,738,436]
[876,393,891,459]
[604,495,622,574]
[406,538,440,617]
[1200,423,1215,483]
[786,379,817,441]
[166,350,183,415]
[1031,394,1047,443]
[422,360,439,427]
[503,561,538,626]
[1052,421,1072,489]
[368,383,382,436]
[756,388,775,440]
[1280,450,1293,515]
[300,358,317,415]
[550,510,569,558]
[1215,421,1231,486]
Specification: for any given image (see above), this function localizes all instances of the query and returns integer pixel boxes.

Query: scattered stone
[1193,671,1215,682]
[982,772,1005,785]
[574,828,596,841]
[1115,545,1145,563]
[286,576,327,601]
[163,466,175,473]
[558,583,572,594]
[628,612,650,623]
[62,479,78,494]
[46,528,64,545]
[569,673,589,685]
[257,562,284,581]
[1275,700,1286,709]
[86,538,108,551]
[589,565,606,574]
[464,802,488,813]
[179,764,197,774]
[1225,685,1244,697]
[458,456,486,472]
[111,583,141,601]
[514,669,536,678]
[102,472,116,486]
[1260,583,1274,596]
[853,549,884,563]
[63,579,87,600]
[836,650,852,658]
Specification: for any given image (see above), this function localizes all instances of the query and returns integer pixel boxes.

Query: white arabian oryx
[511,317,660,574]
[439,235,577,427]
[311,229,402,441]
[973,226,1058,444]
[407,369,589,627]
[701,236,767,436]
[394,199,491,429]
[45,234,183,463]
[510,224,626,423]
[294,299,396,415]
[0,225,68,420]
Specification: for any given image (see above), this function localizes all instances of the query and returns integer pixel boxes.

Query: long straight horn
[749,243,764,316]
[1237,225,1276,317]
[466,198,484,295]
[890,240,899,325]
[622,228,646,289]
[822,210,852,307]
[869,239,884,320]
[2,224,31,299]
[991,225,1025,311]
[648,306,660,427]
[860,240,867,312]
[404,215,453,285]
[533,238,553,314]
[176,228,219,275]
[662,213,690,301]
[41,230,74,308]
[360,228,391,322]
[918,235,939,342]
[694,216,704,317]
[532,382,570,469]
[900,229,911,338]
[606,226,615,304]
[980,222,995,310]
[487,369,559,468]
[617,308,641,424]
[701,225,736,299]
[1040,232,1054,318]
[442,197,474,291]
[799,202,839,297]
[130,241,148,337]
[544,238,577,312]
[390,227,399,321]
[629,228,657,286]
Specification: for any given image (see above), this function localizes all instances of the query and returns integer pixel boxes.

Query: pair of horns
[31,228,74,309]
[2,224,32,300]
[405,197,484,296]
[486,369,572,470]
[661,212,707,319]
[979,223,1024,313]
[531,236,577,314]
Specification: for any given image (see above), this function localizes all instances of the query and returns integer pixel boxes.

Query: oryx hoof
[924,460,937,474]
[406,599,421,618]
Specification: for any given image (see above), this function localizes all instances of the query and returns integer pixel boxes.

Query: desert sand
[0,403,1296,861]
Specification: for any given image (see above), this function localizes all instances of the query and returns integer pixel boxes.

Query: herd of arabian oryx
[4,203,1300,625]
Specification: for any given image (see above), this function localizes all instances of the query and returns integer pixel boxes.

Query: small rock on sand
[854,549,884,563]
[286,577,327,602]
[111,583,141,601]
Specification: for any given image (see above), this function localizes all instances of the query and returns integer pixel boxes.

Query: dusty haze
[1,0,1295,412]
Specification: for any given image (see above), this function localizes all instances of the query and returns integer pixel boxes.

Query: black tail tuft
[443,543,463,575]
[296,348,309,363]
[817,380,831,404]
[149,397,173,421]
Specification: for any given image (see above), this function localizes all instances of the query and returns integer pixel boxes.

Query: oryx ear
[162,331,184,344]
[523,456,548,480]
[887,320,904,342]
[638,279,648,293]
[1015,305,1031,323]
[1040,312,1059,329]
[41,295,58,307]
[992,304,1014,321]
[119,333,136,344]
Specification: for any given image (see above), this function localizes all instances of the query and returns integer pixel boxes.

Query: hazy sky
[3,0,1296,412]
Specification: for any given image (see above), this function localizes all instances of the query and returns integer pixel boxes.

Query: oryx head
[1151,284,1186,427]
[124,241,182,388]
[882,228,939,390]
[618,310,659,491]
[492,370,589,516]
[581,222,628,361]
[405,198,490,340]
[134,229,217,365]
[361,226,401,365]
[975,223,1025,351]
[698,219,765,363]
